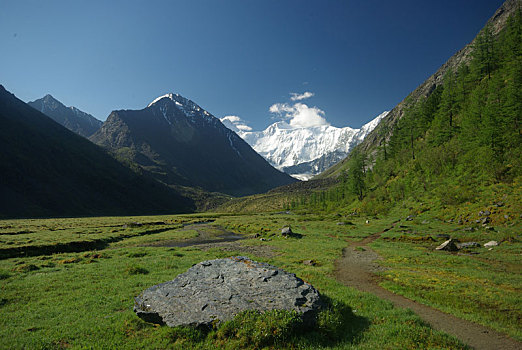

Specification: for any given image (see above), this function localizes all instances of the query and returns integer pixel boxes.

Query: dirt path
[334,224,521,350]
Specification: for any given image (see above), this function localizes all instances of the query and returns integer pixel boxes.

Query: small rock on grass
[302,260,316,266]
[436,239,459,252]
[457,242,480,249]
[484,241,498,248]
[281,226,292,236]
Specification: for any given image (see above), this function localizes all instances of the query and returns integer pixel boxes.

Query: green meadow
[1,210,519,349]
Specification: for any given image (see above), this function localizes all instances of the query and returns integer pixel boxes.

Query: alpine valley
[0,1,521,349]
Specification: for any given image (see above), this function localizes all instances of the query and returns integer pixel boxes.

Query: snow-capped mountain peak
[221,111,388,180]
[147,93,218,126]
[147,93,202,112]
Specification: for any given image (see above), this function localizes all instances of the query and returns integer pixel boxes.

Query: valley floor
[0,211,520,349]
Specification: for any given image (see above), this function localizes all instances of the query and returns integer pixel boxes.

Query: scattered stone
[504,215,509,220]
[436,239,459,252]
[134,257,323,327]
[280,227,302,239]
[436,233,451,240]
[421,220,430,224]
[302,260,316,266]
[457,242,481,249]
[405,215,415,221]
[365,220,370,224]
[336,222,345,225]
[252,233,261,238]
[484,241,498,248]
[481,217,491,224]
[479,210,491,217]
[485,226,495,231]
[493,202,504,207]
[281,226,293,236]
[463,227,475,232]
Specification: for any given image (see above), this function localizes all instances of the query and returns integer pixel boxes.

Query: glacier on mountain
[222,111,388,180]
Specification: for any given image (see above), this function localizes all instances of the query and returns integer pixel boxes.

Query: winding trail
[334,223,521,350]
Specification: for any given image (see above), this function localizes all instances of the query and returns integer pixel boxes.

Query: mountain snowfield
[221,111,388,180]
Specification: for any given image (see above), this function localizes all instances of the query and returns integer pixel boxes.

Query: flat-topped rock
[134,256,323,327]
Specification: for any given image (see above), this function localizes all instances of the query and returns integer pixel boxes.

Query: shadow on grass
[129,295,370,349]
[296,295,370,348]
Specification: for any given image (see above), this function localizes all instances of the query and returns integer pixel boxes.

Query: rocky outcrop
[134,256,323,327]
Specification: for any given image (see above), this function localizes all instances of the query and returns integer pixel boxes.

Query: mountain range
[28,94,102,138]
[222,112,387,180]
[0,85,194,218]
[90,93,297,197]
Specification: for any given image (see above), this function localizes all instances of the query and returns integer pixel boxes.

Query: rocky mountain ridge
[91,93,297,196]
[0,85,194,218]
[28,94,102,138]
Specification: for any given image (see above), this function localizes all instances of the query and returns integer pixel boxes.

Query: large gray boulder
[134,256,323,327]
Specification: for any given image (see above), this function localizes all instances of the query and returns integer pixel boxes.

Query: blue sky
[0,0,504,130]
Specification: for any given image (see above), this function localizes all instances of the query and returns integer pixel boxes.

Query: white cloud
[290,91,314,101]
[220,115,252,133]
[221,115,242,123]
[269,102,329,128]
[236,124,252,131]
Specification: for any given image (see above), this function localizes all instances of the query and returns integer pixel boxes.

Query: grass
[371,213,522,340]
[1,211,518,348]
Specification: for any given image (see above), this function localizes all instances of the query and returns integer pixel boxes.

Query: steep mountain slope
[320,0,520,179]
[28,94,102,138]
[0,86,194,218]
[90,93,297,196]
[216,0,521,214]
[226,112,387,180]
